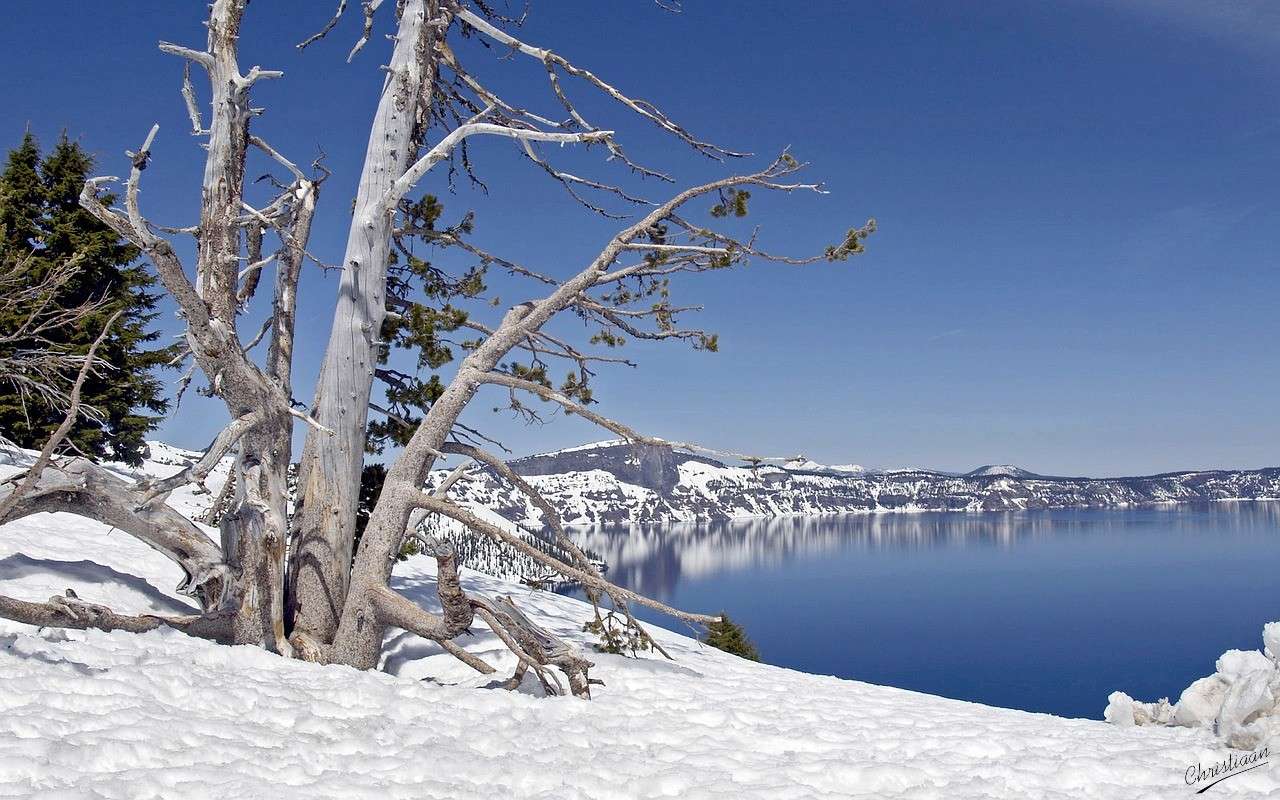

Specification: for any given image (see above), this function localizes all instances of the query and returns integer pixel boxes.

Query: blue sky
[4,1,1278,476]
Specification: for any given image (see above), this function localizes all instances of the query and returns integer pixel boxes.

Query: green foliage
[825,218,878,262]
[352,463,419,563]
[710,188,750,219]
[0,132,174,464]
[367,194,485,453]
[583,609,654,657]
[557,371,592,406]
[702,613,760,661]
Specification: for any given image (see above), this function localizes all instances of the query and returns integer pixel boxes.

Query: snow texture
[0,446,1277,798]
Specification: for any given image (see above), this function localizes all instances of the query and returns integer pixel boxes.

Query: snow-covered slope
[1,453,1278,798]
[435,441,1280,528]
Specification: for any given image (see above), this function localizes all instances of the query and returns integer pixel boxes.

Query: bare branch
[0,590,230,641]
[249,136,306,181]
[385,120,612,212]
[0,459,230,610]
[180,61,206,135]
[297,0,348,51]
[290,407,335,435]
[348,0,387,62]
[413,494,718,625]
[136,411,262,505]
[455,8,746,160]
[158,42,214,70]
[0,310,122,523]
[618,243,727,255]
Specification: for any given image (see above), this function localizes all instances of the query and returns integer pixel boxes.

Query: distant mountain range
[430,440,1280,528]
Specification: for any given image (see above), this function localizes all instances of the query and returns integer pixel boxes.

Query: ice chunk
[1215,649,1273,682]
[1263,621,1280,662]
[1173,675,1227,728]
[1104,691,1136,726]
[1103,692,1172,726]
[1218,669,1280,749]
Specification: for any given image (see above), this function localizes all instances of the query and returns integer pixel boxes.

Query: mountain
[430,441,1280,528]
[783,457,867,474]
[965,465,1042,479]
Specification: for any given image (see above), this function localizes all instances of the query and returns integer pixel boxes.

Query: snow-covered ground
[0,448,1277,798]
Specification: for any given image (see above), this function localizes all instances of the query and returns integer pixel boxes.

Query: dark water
[565,502,1280,719]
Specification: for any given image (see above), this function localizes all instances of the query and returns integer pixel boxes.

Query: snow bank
[0,454,1277,797]
[1106,624,1280,750]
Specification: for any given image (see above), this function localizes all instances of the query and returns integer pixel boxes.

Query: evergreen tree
[353,463,419,563]
[0,133,173,464]
[702,613,761,661]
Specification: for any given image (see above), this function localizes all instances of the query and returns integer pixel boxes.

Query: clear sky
[3,1,1278,476]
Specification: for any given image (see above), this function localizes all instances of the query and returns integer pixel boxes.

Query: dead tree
[0,1,873,695]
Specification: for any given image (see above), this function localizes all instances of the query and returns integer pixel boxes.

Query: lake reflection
[565,503,1280,718]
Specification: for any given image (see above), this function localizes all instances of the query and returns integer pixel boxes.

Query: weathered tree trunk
[330,304,538,668]
[220,424,293,652]
[288,0,440,643]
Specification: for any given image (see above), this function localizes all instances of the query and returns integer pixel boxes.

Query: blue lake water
[566,502,1280,719]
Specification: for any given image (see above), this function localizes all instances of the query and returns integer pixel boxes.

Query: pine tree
[0,133,173,465]
[703,613,761,661]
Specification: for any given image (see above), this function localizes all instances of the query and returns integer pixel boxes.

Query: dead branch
[0,589,230,641]
[455,7,746,161]
[413,494,717,625]
[0,459,229,610]
[0,309,122,524]
[438,441,672,658]
[136,410,263,505]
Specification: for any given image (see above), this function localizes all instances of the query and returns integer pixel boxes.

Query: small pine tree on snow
[703,613,760,661]
[0,132,173,464]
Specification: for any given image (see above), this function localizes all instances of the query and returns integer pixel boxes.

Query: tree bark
[288,0,440,643]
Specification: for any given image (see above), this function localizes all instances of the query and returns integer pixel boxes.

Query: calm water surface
[565,502,1280,719]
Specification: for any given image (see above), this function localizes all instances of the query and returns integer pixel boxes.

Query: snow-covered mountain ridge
[435,441,1280,527]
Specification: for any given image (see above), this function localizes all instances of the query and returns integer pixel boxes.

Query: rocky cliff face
[434,442,1280,527]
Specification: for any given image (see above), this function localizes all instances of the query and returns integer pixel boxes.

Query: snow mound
[1106,623,1280,750]
[0,454,1277,797]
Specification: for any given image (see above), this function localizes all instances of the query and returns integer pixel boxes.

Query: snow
[527,439,628,458]
[966,465,1039,479]
[1106,626,1280,751]
[0,451,1278,797]
[783,457,867,474]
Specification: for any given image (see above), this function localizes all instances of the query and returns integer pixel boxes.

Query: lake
[565,502,1280,719]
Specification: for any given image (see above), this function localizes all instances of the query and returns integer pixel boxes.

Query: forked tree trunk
[288,0,441,643]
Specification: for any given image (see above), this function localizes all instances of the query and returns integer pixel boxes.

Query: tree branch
[0,590,230,641]
[0,309,122,524]
[413,494,717,625]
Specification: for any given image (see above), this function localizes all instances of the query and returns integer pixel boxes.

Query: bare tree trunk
[288,0,440,643]
[220,426,293,652]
